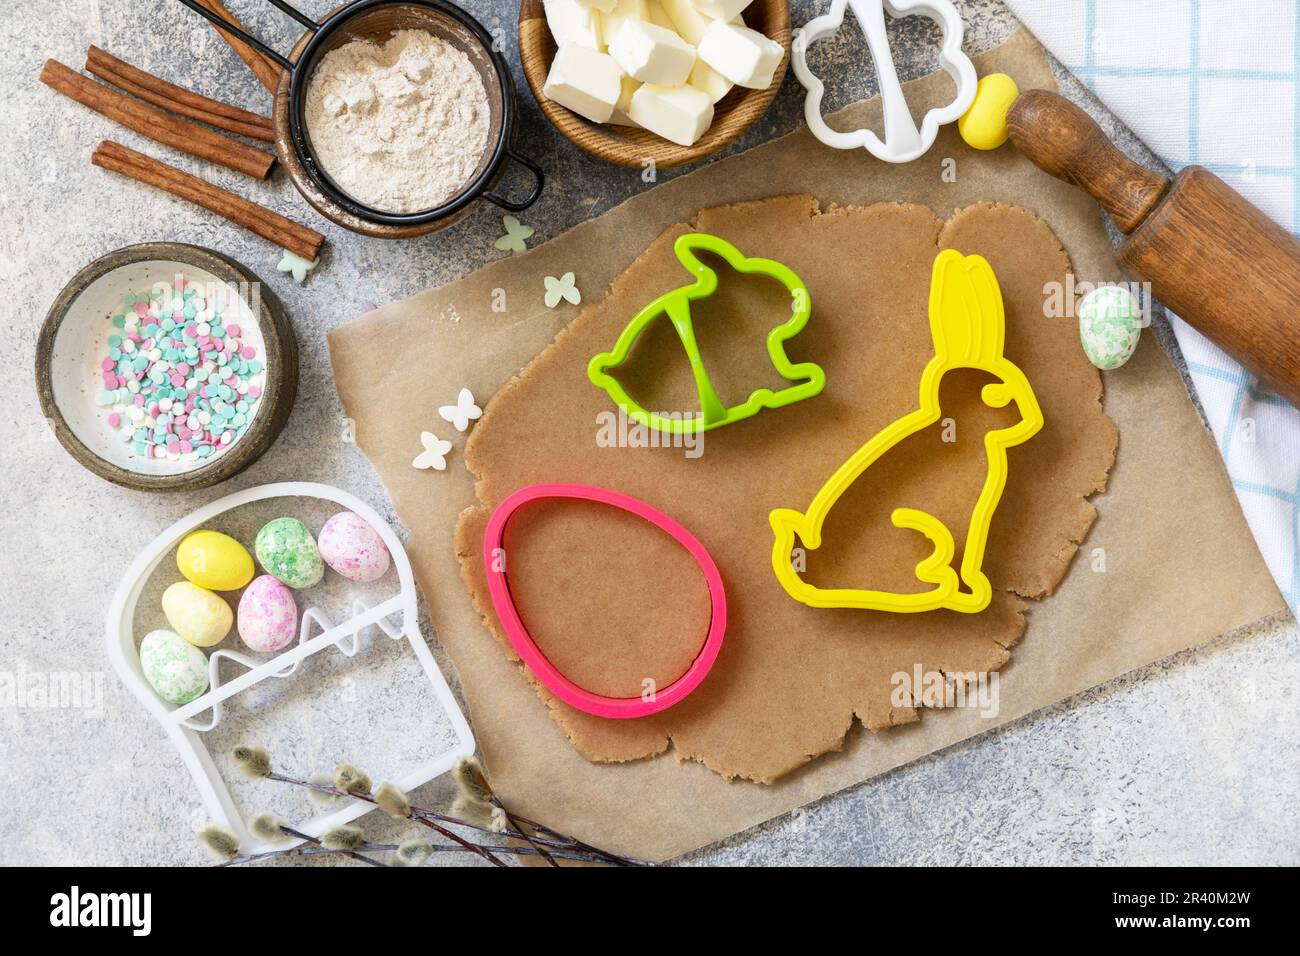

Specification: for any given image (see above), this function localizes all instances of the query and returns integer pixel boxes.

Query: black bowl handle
[482,147,545,212]
[173,0,316,71]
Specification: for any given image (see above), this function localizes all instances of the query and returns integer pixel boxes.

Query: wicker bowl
[519,0,789,168]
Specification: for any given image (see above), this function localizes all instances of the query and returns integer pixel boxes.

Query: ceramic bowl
[36,243,297,491]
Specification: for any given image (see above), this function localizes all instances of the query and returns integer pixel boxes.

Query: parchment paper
[328,29,1286,859]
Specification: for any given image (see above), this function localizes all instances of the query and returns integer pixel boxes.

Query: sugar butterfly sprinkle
[438,387,482,432]
[412,431,453,471]
[494,216,534,255]
[543,272,581,308]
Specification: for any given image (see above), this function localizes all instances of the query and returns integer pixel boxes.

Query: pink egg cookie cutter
[482,483,727,719]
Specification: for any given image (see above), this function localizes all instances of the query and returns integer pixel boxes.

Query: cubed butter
[573,0,619,11]
[697,20,782,89]
[543,44,623,122]
[599,0,648,39]
[543,0,604,49]
[628,83,714,145]
[688,57,733,103]
[694,0,752,21]
[617,73,641,111]
[607,19,697,86]
[645,0,676,31]
[658,0,711,43]
[610,73,642,125]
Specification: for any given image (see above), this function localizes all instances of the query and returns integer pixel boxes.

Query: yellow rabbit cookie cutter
[769,250,1044,614]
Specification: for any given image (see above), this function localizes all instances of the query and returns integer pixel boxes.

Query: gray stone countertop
[1,0,1295,866]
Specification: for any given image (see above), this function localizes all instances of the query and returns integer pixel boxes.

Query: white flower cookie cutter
[792,0,977,163]
[105,481,475,853]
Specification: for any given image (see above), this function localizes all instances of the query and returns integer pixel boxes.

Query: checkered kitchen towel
[1006,0,1300,613]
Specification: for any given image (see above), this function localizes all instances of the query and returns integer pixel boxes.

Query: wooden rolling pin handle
[1007,87,1300,408]
[1006,89,1170,234]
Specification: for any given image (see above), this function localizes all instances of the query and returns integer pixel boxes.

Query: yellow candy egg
[176,530,254,591]
[162,581,233,648]
[958,73,1020,151]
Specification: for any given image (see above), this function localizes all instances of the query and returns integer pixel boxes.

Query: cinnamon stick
[192,0,285,95]
[41,59,275,180]
[92,140,324,261]
[85,45,274,143]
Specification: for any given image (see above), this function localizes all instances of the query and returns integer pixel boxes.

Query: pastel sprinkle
[94,276,266,464]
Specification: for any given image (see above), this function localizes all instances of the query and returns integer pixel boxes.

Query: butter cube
[628,83,714,145]
[543,44,622,122]
[658,0,711,44]
[645,0,676,31]
[688,58,733,103]
[610,74,642,125]
[697,20,782,89]
[543,0,604,49]
[573,0,619,11]
[694,0,752,20]
[599,0,648,39]
[607,19,697,86]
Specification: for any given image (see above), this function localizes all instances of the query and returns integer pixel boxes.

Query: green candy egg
[1079,285,1143,370]
[139,629,209,705]
[255,517,325,589]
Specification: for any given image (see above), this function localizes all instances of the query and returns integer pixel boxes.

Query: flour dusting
[305,30,491,214]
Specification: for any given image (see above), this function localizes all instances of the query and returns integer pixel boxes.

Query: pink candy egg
[318,511,390,583]
[237,575,298,652]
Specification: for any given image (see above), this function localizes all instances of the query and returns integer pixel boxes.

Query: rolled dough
[454,195,1118,784]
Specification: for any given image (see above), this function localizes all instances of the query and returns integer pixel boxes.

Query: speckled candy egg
[238,575,298,652]
[139,629,209,705]
[254,517,325,589]
[176,530,254,591]
[161,581,233,647]
[318,512,391,583]
[1079,285,1143,370]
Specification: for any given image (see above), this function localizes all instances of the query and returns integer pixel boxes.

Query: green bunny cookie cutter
[587,232,826,435]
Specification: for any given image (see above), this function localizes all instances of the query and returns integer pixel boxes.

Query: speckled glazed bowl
[36,243,298,491]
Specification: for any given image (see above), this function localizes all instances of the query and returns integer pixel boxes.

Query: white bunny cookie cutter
[792,0,977,163]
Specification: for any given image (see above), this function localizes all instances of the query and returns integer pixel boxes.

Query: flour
[305,30,491,214]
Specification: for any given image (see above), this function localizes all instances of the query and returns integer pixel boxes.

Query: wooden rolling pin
[1007,89,1300,407]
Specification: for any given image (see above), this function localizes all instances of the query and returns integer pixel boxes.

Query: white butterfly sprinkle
[411,431,453,471]
[494,215,535,254]
[438,387,482,432]
[544,271,581,309]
